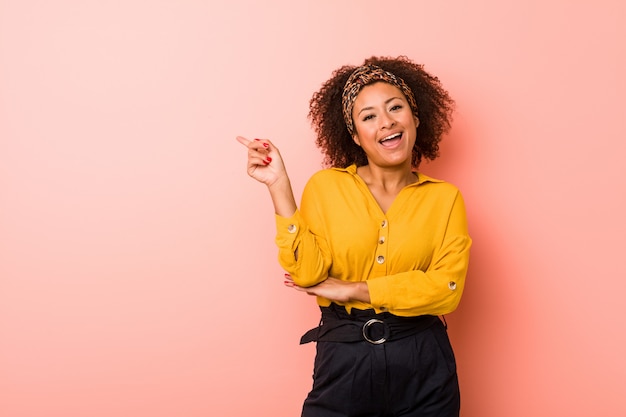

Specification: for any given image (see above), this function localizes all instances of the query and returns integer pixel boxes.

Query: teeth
[381,133,401,142]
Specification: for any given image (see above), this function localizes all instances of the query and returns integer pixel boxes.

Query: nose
[379,111,395,129]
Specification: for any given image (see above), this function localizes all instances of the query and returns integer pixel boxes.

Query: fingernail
[262,143,269,148]
[254,138,261,141]
[284,273,291,278]
[265,157,272,163]
[263,160,269,165]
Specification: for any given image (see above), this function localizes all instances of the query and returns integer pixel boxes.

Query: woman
[237,56,471,417]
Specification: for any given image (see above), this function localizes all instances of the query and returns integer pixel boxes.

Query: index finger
[235,135,251,147]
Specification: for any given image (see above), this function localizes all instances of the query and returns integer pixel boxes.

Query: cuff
[275,210,302,249]
[366,278,391,312]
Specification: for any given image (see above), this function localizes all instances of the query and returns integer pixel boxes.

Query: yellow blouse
[275,164,471,317]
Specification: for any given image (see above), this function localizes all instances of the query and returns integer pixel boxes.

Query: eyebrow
[357,96,404,116]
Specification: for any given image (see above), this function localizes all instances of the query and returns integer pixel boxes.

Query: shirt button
[377,255,385,264]
[448,281,457,291]
[381,220,387,228]
[378,236,385,244]
[287,224,297,233]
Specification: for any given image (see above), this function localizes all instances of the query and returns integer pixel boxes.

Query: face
[351,82,419,169]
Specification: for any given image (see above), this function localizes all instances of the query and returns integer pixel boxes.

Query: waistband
[300,304,440,345]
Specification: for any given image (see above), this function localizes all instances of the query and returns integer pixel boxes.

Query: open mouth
[379,132,402,146]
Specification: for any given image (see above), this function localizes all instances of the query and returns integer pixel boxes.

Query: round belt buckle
[362,318,387,344]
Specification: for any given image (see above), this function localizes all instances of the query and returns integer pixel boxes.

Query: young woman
[237,56,471,417]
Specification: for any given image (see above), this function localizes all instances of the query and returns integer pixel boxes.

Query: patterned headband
[341,64,418,136]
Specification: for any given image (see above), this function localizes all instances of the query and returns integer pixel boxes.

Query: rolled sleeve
[275,210,303,270]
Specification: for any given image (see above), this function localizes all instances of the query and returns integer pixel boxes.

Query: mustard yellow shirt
[275,164,471,317]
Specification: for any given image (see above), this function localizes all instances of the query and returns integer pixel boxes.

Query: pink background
[1,1,625,416]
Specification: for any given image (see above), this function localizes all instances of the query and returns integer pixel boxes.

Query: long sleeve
[275,208,332,287]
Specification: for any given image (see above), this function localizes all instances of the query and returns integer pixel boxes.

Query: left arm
[369,189,471,316]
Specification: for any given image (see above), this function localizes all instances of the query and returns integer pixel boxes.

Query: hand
[284,274,370,304]
[236,136,288,187]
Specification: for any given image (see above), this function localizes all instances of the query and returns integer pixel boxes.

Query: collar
[333,164,443,186]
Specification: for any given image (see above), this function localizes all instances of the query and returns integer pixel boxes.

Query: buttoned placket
[374,218,390,311]
[374,218,389,270]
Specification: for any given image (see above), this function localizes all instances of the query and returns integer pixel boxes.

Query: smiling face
[351,82,419,170]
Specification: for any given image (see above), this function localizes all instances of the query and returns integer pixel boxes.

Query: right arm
[236,136,331,286]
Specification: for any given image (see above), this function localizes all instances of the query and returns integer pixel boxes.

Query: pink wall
[1,1,624,416]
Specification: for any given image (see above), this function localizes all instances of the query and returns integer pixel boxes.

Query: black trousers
[301,307,460,417]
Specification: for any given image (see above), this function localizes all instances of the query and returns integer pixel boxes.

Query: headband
[341,64,419,136]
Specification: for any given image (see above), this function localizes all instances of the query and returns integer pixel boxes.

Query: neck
[357,163,417,191]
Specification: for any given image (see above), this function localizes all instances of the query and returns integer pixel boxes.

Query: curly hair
[308,56,455,169]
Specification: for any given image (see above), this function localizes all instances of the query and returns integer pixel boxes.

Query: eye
[390,104,403,111]
[362,114,375,121]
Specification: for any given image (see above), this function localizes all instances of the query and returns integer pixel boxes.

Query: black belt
[300,304,440,345]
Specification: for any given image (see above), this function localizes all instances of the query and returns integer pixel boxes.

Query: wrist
[350,281,371,304]
[267,173,291,191]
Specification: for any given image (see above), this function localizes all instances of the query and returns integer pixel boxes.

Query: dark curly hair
[308,56,455,169]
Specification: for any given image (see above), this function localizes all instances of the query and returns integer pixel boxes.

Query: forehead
[354,82,405,106]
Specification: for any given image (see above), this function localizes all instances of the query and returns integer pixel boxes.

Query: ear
[352,133,361,147]
[414,115,420,127]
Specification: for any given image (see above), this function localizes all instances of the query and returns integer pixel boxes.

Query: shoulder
[414,173,463,198]
[306,165,356,187]
[301,167,358,209]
